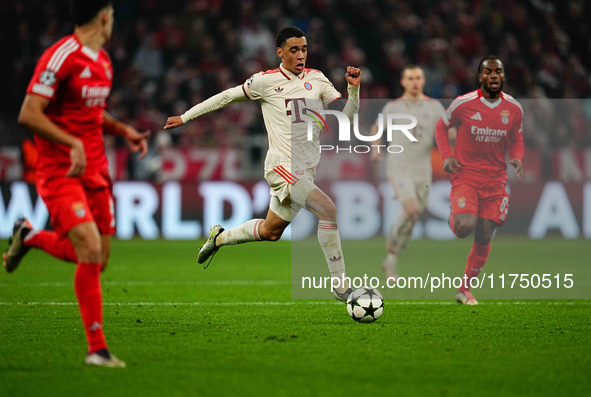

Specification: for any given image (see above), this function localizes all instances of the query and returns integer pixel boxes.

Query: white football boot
[198,225,225,266]
[456,290,479,305]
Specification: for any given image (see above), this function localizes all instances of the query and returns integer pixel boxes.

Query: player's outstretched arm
[341,66,361,121]
[18,94,86,177]
[164,116,183,130]
[103,112,150,159]
[163,85,247,130]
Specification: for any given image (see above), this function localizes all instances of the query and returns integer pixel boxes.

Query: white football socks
[317,220,349,292]
[387,213,414,254]
[217,219,263,246]
[382,253,398,276]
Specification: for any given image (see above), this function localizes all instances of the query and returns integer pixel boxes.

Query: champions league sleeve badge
[39,70,56,86]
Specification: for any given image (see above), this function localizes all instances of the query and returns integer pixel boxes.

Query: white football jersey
[242,64,341,171]
[378,97,445,179]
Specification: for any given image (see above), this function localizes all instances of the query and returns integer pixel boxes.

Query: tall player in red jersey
[4,0,149,366]
[435,56,524,305]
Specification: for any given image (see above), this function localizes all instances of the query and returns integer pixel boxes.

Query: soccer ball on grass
[347,288,384,323]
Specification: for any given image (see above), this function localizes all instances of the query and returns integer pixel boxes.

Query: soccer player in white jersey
[164,27,361,301]
[370,65,445,281]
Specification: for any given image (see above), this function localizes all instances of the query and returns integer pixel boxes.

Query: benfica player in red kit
[4,0,149,366]
[435,56,524,305]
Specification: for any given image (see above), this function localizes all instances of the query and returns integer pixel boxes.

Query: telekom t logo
[285,98,307,123]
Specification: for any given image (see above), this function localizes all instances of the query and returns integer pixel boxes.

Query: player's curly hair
[276,26,305,48]
[478,55,503,74]
[70,0,112,26]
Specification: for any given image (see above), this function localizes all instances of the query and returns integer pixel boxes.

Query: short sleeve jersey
[378,97,445,179]
[26,34,113,175]
[242,64,341,171]
[441,89,524,183]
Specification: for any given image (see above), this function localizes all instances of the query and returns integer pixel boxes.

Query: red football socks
[25,230,77,263]
[460,242,491,292]
[74,262,107,353]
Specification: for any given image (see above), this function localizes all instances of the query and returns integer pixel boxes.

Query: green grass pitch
[1,237,589,397]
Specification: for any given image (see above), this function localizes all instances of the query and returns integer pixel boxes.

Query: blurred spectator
[133,33,165,80]
[0,0,590,182]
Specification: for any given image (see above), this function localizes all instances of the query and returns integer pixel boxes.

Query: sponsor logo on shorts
[457,197,466,208]
[72,201,86,218]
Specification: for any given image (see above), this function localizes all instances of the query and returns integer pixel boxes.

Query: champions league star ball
[347,288,384,323]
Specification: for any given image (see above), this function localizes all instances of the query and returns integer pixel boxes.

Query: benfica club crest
[457,197,466,208]
[500,110,510,125]
[103,62,112,80]
[72,201,86,218]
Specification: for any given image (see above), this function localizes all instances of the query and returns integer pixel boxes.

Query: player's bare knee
[406,212,419,226]
[403,201,421,219]
[258,222,284,242]
[454,227,472,239]
[260,228,283,241]
[454,217,476,238]
[454,224,474,238]
[76,243,102,263]
[70,235,102,263]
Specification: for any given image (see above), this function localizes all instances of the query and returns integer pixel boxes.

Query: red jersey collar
[477,89,504,100]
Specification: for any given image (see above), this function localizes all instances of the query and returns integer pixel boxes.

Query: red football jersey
[436,89,524,184]
[26,34,112,175]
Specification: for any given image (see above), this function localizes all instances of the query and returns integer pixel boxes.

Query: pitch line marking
[0,280,289,288]
[0,301,588,307]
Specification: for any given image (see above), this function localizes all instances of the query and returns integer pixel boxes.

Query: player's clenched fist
[345,66,361,86]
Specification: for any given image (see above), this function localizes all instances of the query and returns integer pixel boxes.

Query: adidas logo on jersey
[80,66,92,78]
[470,112,482,120]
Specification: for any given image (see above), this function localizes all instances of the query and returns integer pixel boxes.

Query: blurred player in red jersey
[435,56,524,305]
[4,0,149,366]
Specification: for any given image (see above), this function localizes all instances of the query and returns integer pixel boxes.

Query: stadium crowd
[1,0,589,181]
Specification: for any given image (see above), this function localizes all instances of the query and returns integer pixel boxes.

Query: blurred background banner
[0,1,589,239]
[1,179,589,240]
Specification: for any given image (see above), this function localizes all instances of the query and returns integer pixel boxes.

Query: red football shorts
[36,168,115,237]
[450,181,510,225]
